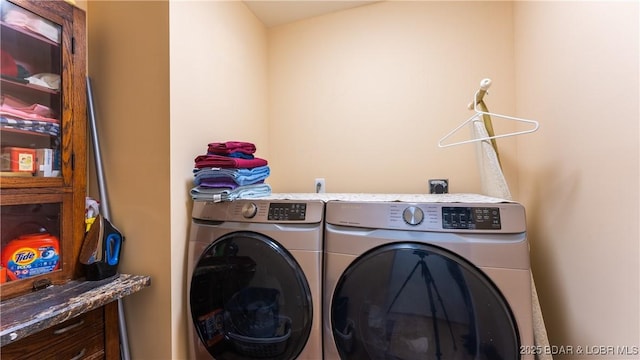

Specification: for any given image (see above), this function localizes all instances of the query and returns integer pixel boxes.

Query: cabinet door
[1,0,86,188]
[0,0,86,299]
[0,193,75,297]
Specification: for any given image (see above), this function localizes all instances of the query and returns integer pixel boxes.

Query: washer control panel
[268,202,307,221]
[442,206,501,230]
[192,200,323,224]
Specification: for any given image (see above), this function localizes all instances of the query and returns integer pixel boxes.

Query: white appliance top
[266,192,515,204]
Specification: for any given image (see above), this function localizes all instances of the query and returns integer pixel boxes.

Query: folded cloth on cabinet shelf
[193,166,270,186]
[207,141,256,155]
[1,116,60,136]
[0,110,58,124]
[0,52,32,83]
[190,183,272,202]
[3,9,61,43]
[194,154,267,169]
[1,105,57,122]
[25,73,60,90]
[1,95,55,118]
[1,50,18,77]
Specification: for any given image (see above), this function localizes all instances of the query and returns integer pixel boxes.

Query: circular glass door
[331,242,519,360]
[190,231,312,359]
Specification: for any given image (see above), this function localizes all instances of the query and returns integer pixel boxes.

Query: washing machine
[323,194,534,360]
[187,199,324,360]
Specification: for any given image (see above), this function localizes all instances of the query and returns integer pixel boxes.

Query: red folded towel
[208,141,256,155]
[195,154,267,169]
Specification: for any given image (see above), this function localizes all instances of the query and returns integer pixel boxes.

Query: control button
[241,203,258,218]
[402,206,424,226]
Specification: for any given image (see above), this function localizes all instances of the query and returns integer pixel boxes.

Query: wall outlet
[429,179,449,194]
[315,178,326,193]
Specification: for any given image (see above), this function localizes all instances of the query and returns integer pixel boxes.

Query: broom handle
[86,77,111,220]
[86,77,131,360]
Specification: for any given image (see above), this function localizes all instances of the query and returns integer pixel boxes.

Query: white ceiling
[243,1,380,27]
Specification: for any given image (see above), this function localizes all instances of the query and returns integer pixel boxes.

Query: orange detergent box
[1,233,60,281]
[1,147,36,172]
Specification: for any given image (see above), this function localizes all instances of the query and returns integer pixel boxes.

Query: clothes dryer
[187,199,324,360]
[323,194,534,360]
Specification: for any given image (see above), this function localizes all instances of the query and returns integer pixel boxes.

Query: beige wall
[89,1,267,359]
[87,1,171,359]
[268,1,518,194]
[85,1,639,359]
[169,1,268,358]
[514,1,639,358]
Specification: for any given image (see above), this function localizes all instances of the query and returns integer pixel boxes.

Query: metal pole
[86,77,131,360]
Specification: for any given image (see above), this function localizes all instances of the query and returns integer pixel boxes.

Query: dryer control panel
[325,199,526,234]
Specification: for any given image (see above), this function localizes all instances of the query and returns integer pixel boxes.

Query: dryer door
[331,242,519,360]
[190,231,312,359]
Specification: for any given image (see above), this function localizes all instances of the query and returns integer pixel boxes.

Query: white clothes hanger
[438,79,539,148]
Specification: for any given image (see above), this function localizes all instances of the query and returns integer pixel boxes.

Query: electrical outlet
[429,179,449,194]
[315,178,326,193]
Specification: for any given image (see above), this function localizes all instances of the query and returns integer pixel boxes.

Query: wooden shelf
[0,273,151,347]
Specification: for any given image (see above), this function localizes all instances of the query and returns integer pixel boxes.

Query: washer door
[331,242,519,360]
[190,231,312,359]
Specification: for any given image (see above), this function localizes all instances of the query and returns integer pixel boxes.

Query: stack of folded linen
[190,141,272,202]
[1,94,60,137]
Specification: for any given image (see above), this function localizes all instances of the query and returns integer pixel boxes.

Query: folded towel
[194,154,267,169]
[190,183,272,202]
[225,152,254,159]
[193,166,270,186]
[197,179,239,190]
[208,141,256,155]
[199,179,264,190]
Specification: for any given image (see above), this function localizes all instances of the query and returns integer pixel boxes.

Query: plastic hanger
[438,79,539,148]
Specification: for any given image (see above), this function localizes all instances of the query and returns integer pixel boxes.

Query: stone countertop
[0,273,151,347]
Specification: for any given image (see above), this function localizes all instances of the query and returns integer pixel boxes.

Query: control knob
[241,203,258,218]
[403,206,424,226]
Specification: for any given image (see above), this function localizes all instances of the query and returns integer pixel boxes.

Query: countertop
[0,273,151,347]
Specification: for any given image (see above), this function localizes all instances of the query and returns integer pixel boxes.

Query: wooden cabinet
[0,3,149,359]
[0,302,119,360]
[0,0,86,299]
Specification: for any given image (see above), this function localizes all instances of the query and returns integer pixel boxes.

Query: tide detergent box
[1,233,60,280]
